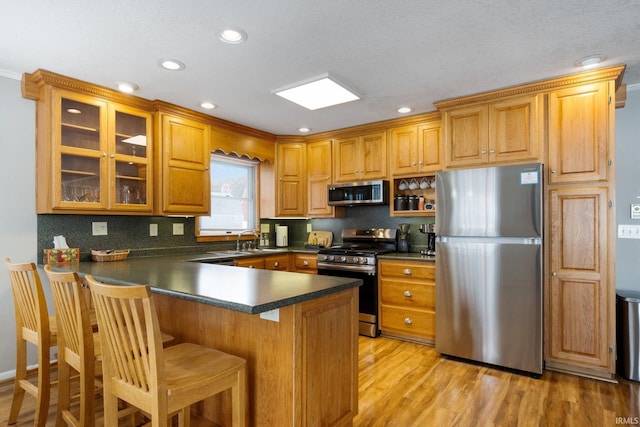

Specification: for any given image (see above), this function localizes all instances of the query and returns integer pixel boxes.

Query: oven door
[317,264,379,337]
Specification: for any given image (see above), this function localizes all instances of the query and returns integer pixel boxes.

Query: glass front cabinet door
[51,90,153,213]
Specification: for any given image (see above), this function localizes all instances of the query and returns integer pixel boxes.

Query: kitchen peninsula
[58,254,361,426]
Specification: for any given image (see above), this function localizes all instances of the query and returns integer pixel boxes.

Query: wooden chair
[5,258,58,427]
[44,265,102,427]
[85,275,247,427]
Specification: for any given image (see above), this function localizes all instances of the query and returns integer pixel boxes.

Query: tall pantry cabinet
[544,69,624,381]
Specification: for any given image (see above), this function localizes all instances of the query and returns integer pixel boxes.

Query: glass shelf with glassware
[390,175,436,217]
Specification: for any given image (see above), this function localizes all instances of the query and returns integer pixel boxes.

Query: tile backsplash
[38,206,435,261]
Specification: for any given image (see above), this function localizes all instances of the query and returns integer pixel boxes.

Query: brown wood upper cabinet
[441,94,543,168]
[156,111,211,215]
[333,131,387,182]
[24,73,155,214]
[547,82,612,184]
[390,120,442,177]
[276,141,306,216]
[306,139,334,217]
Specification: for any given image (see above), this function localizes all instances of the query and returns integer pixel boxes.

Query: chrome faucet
[237,229,259,251]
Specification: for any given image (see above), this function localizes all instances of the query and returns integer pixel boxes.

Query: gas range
[316,228,396,338]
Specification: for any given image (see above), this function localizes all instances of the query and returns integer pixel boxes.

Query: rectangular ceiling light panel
[273,75,360,110]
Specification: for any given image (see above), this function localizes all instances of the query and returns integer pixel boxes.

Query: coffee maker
[426,223,436,256]
[397,223,410,253]
[419,223,436,256]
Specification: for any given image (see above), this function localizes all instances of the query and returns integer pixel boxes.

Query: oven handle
[317,262,376,275]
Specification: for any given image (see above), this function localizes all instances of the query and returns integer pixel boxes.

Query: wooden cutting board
[307,231,333,248]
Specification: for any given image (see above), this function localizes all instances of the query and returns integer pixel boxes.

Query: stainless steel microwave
[327,180,389,206]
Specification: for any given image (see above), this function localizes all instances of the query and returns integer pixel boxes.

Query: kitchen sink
[205,248,285,256]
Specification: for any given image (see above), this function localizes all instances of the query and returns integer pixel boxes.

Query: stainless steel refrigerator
[435,163,543,375]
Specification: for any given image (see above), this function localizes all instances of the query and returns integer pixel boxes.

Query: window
[197,153,258,237]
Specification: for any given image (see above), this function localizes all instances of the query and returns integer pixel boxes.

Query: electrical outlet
[618,224,640,239]
[172,223,184,235]
[260,223,270,233]
[150,223,158,236]
[92,222,108,236]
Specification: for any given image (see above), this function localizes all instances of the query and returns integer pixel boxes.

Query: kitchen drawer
[379,260,435,280]
[380,305,435,342]
[234,257,265,269]
[265,254,289,271]
[292,253,317,273]
[380,280,435,310]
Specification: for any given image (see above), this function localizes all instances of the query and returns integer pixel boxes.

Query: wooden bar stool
[5,258,58,427]
[85,275,247,427]
[44,265,103,427]
[44,266,176,426]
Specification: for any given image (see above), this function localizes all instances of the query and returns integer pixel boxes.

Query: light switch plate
[150,223,158,236]
[172,223,184,235]
[92,222,108,236]
[631,204,640,219]
[307,223,313,232]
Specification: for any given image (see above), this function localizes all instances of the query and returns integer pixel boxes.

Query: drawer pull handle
[403,269,412,275]
[274,262,279,267]
[303,260,309,266]
[404,317,413,325]
[403,290,412,297]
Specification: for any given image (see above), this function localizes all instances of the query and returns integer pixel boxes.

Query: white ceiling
[2,0,639,136]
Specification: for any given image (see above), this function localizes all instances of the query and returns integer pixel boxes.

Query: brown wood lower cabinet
[378,259,436,344]
[291,253,318,274]
[233,256,265,269]
[153,287,359,426]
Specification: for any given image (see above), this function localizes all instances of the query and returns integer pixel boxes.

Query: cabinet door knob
[110,154,115,159]
[274,262,279,267]
[412,162,417,166]
[101,153,107,157]
[419,161,423,166]
[403,290,412,297]
[303,260,309,266]
[481,150,487,155]
[404,317,413,325]
[489,149,495,154]
[551,169,557,174]
[403,268,412,275]
[552,271,557,276]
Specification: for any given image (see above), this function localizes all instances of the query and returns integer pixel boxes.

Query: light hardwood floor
[2,336,639,426]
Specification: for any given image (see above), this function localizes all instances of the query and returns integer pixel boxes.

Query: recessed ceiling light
[200,102,216,109]
[66,108,82,114]
[273,74,360,110]
[219,28,247,44]
[577,55,604,69]
[159,59,185,71]
[116,81,139,93]
[397,107,413,114]
[298,127,311,133]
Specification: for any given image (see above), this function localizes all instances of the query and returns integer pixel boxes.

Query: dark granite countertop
[54,253,361,315]
[378,253,436,263]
